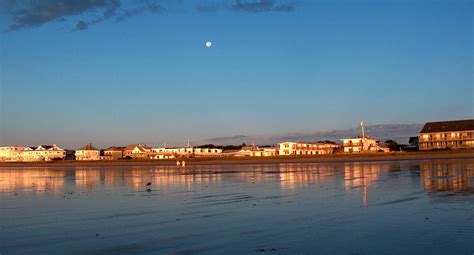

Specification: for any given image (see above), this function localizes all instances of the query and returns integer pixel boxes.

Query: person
[176,160,181,167]
[182,160,186,167]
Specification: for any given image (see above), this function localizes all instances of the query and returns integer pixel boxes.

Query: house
[341,136,389,153]
[75,143,100,160]
[123,144,151,159]
[278,141,338,155]
[104,146,125,160]
[342,136,378,153]
[418,119,474,150]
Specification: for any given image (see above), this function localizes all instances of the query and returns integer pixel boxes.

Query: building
[75,143,100,161]
[250,147,278,157]
[419,119,474,150]
[278,142,338,155]
[104,146,125,160]
[151,147,223,158]
[341,136,390,153]
[341,121,390,153]
[1,145,66,162]
[123,144,152,159]
[0,146,24,161]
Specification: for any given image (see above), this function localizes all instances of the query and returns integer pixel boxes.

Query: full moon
[205,41,212,48]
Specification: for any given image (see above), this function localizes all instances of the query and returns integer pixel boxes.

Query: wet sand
[1,151,473,168]
[1,159,473,254]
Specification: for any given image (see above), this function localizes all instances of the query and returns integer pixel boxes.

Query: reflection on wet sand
[1,160,473,195]
[1,159,473,255]
[420,160,474,192]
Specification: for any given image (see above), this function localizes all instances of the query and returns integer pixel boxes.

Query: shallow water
[1,159,473,255]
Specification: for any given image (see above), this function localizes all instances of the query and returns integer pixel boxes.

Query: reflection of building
[75,143,100,161]
[419,119,474,150]
[278,142,338,155]
[420,161,474,192]
[0,169,66,192]
[0,145,66,162]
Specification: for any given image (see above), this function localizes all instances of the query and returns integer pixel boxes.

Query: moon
[205,41,212,48]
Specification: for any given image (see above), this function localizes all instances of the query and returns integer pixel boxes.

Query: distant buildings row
[0,119,472,162]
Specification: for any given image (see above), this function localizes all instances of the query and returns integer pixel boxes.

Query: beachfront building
[250,147,278,157]
[75,144,100,161]
[419,119,474,150]
[104,146,125,160]
[123,144,152,159]
[151,147,222,158]
[22,145,66,161]
[341,136,389,153]
[0,145,66,162]
[278,142,338,156]
[0,146,24,161]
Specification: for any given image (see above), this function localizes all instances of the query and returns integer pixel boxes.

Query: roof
[77,143,99,151]
[420,119,474,133]
[105,146,125,151]
[124,144,148,152]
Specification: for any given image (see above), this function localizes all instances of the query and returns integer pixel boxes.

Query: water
[1,159,473,255]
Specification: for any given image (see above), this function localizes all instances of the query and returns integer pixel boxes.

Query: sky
[0,0,472,148]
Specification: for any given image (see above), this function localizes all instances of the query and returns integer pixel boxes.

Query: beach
[1,150,473,168]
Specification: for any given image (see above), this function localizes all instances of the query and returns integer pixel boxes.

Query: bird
[146,182,152,192]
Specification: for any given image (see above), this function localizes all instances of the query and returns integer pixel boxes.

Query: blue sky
[0,0,472,148]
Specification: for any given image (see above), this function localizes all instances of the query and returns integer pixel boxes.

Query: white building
[341,136,390,153]
[0,146,24,161]
[278,142,338,156]
[75,144,100,161]
[151,147,222,158]
[341,121,390,153]
[0,145,66,162]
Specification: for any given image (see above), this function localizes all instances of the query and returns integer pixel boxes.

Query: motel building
[75,143,100,161]
[419,119,474,150]
[278,142,339,156]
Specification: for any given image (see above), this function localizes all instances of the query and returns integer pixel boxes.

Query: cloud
[231,0,296,13]
[2,0,121,31]
[2,0,297,32]
[1,0,165,32]
[207,135,255,143]
[114,0,164,23]
[196,0,297,13]
[203,124,424,145]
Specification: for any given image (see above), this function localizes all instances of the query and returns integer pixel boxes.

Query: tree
[385,140,399,151]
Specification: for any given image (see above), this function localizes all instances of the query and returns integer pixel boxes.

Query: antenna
[187,139,190,148]
[360,121,365,140]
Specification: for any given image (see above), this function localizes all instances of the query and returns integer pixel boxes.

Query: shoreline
[0,151,473,168]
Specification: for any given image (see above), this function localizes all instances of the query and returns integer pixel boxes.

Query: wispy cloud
[1,0,166,32]
[1,0,297,32]
[203,124,424,145]
[231,0,296,13]
[196,0,297,13]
